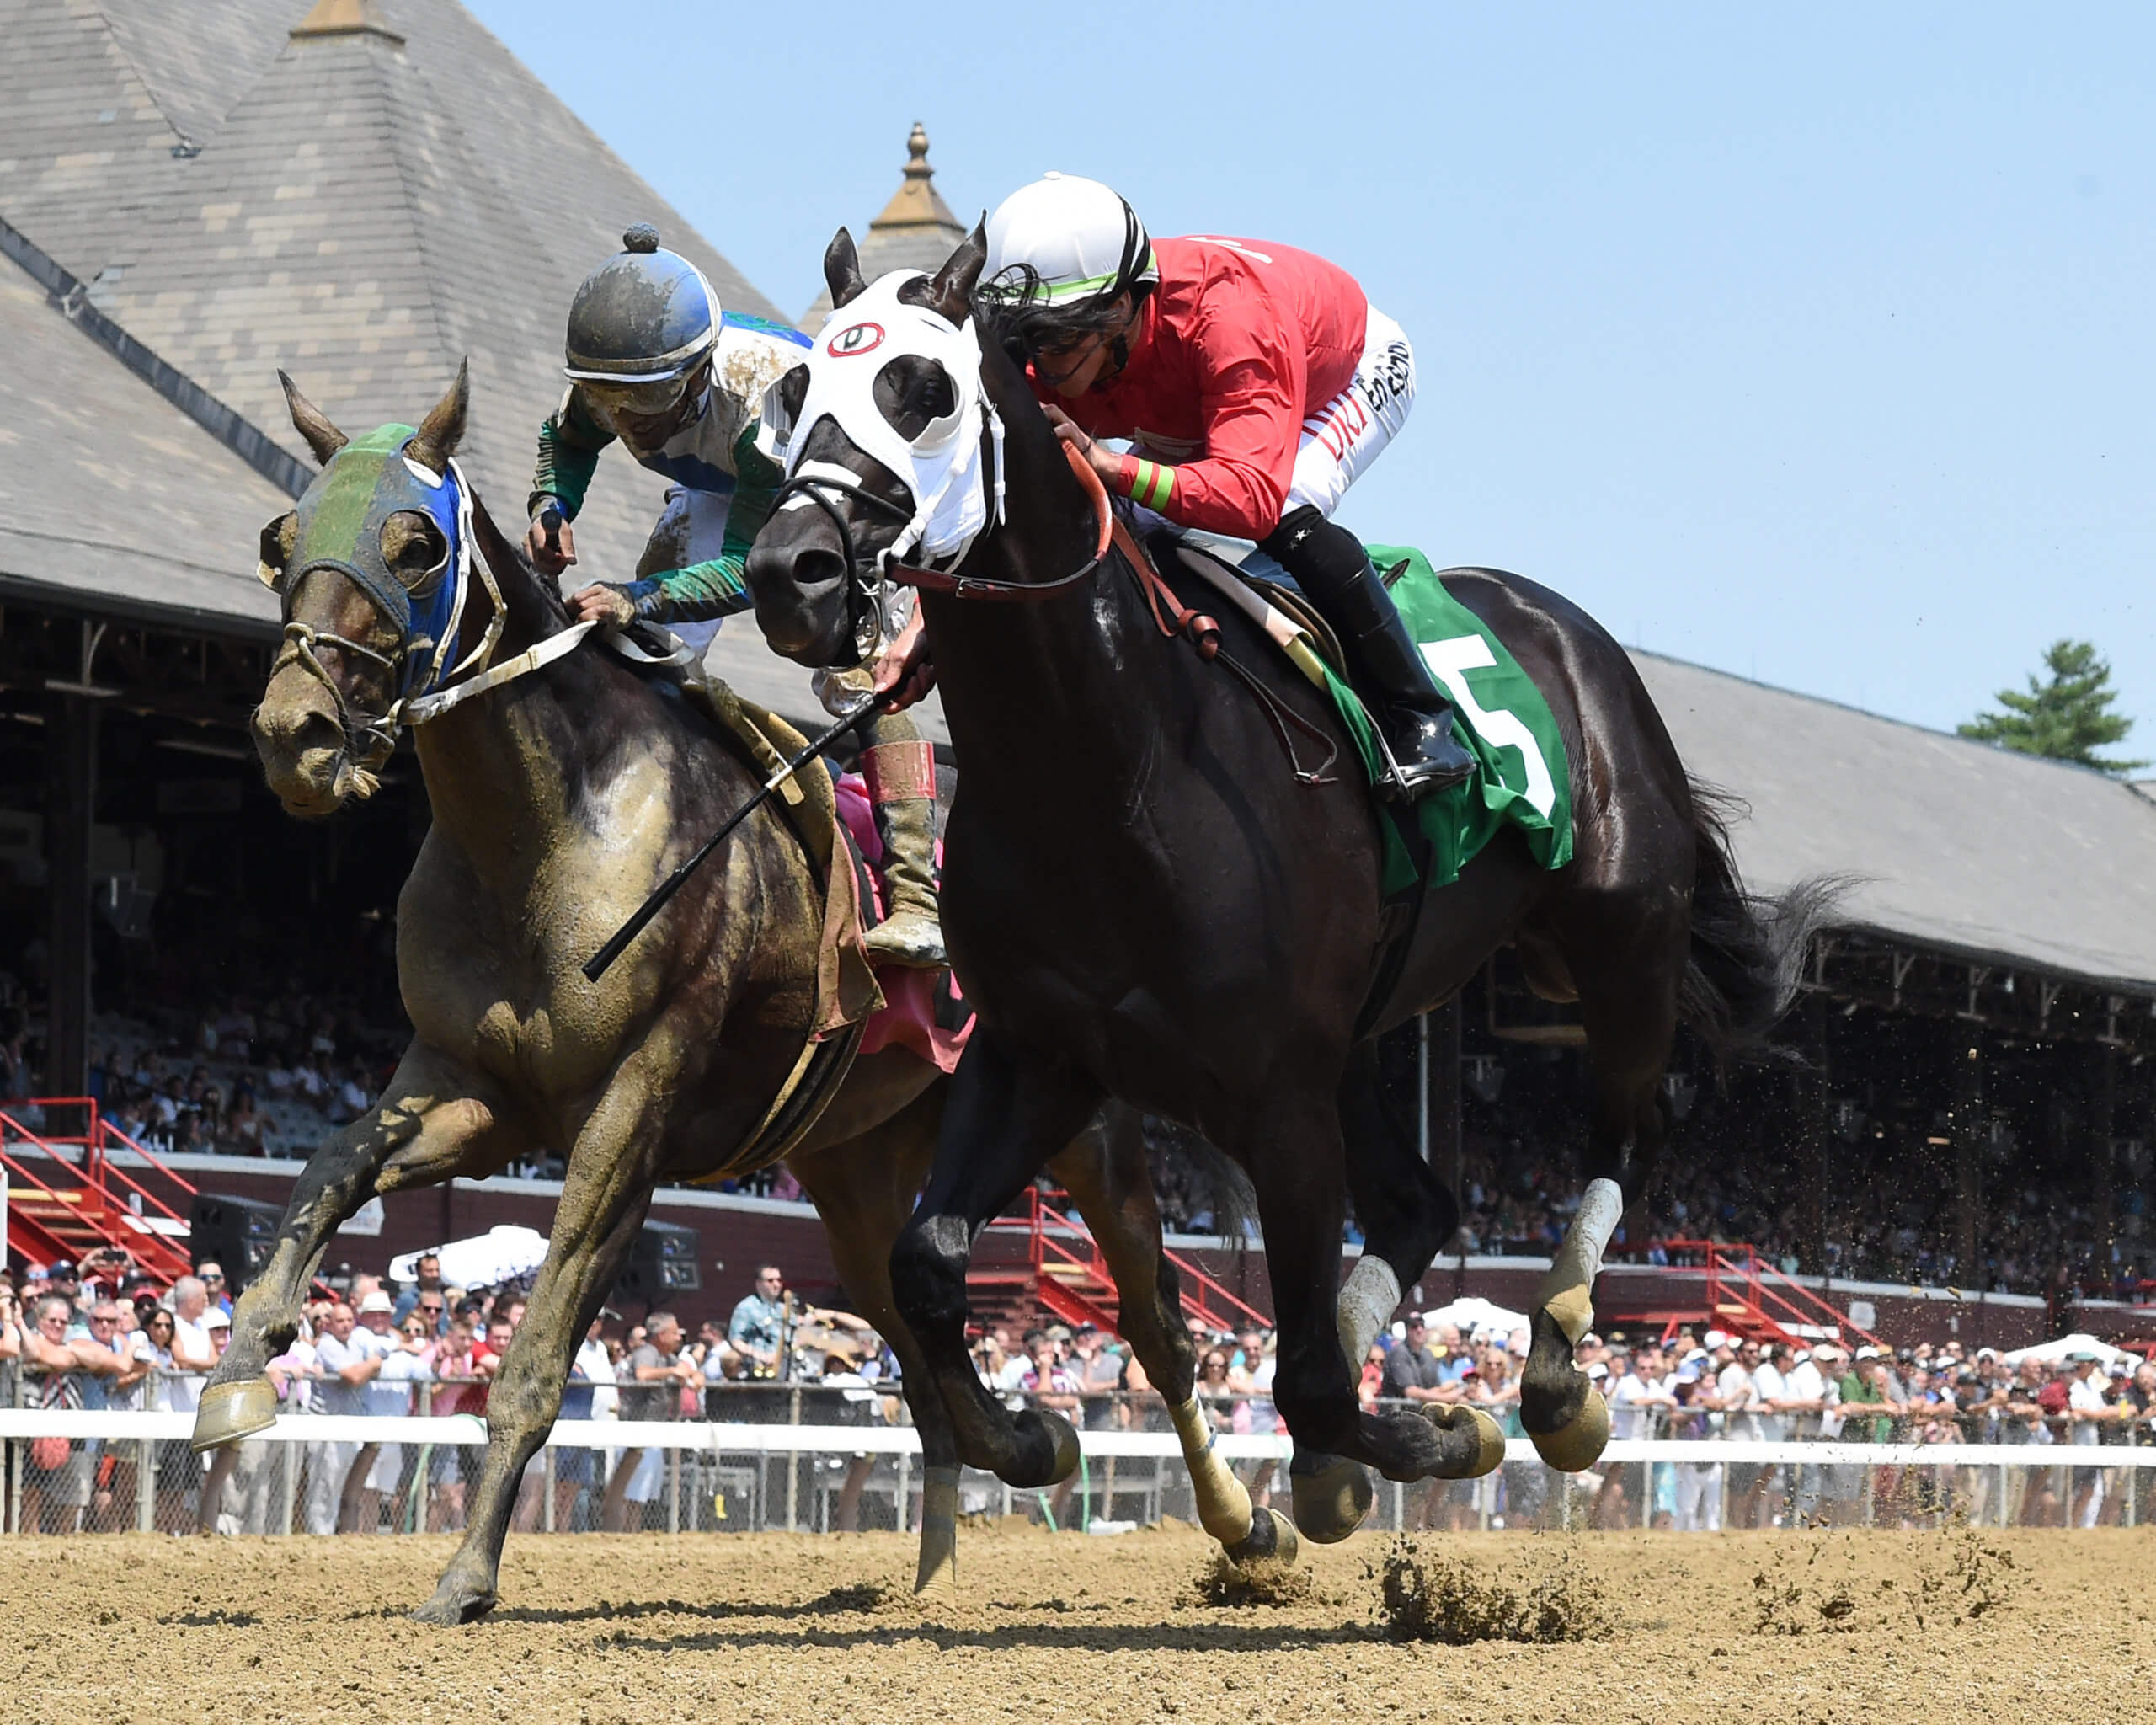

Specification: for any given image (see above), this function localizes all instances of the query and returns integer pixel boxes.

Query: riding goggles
[577,366,700,420]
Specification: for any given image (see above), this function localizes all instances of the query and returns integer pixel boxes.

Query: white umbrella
[1999,1332,2137,1368]
[388,1225,551,1290]
[1420,1295,1529,1337]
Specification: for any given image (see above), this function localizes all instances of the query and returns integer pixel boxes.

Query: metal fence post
[279,1439,296,1536]
[136,1437,154,1532]
[667,1445,680,1535]
[542,1446,557,1534]
[786,1388,801,1533]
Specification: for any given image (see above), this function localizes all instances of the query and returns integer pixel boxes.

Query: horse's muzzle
[744,541,853,666]
[253,686,353,818]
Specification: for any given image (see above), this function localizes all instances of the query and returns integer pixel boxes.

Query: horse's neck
[409,514,600,884]
[926,409,1167,795]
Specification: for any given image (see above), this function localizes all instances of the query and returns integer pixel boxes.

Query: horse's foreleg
[1337,1039,1505,1482]
[788,1090,966,1594]
[1049,1108,1296,1566]
[414,1070,660,1626]
[889,1033,1099,1489]
[194,1044,520,1452]
[1244,1093,1481,1546]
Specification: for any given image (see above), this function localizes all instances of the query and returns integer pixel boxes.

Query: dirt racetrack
[9,1523,2148,1723]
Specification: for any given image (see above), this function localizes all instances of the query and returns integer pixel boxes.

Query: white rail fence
[2,1411,2151,1537]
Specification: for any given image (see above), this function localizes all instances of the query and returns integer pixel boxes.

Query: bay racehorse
[743,228,1835,1541]
[196,364,1294,1623]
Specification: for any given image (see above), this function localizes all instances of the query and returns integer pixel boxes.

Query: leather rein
[782,440,1337,785]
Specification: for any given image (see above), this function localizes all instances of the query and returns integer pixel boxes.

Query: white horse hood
[759,270,1002,571]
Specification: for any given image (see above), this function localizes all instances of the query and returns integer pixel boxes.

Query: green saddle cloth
[1320,547,1574,897]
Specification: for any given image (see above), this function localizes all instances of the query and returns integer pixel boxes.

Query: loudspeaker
[613,1219,701,1306]
[189,1192,284,1293]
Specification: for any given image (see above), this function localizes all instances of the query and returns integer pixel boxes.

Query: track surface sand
[10,1525,2148,1723]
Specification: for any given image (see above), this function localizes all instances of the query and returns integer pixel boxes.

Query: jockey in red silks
[974,173,1473,798]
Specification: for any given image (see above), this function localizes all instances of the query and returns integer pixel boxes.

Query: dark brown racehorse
[196,366,1294,1625]
[744,229,1835,1541]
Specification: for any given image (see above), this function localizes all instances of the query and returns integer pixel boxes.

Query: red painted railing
[0,1099,196,1284]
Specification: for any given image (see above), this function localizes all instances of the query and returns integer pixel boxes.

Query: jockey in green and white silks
[526,225,945,968]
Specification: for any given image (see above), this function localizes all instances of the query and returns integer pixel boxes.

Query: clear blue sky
[470,2,2154,745]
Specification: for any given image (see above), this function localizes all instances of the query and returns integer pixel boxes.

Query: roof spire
[290,0,405,45]
[871,120,961,236]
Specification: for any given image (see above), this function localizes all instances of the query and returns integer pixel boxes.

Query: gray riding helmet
[563,224,720,383]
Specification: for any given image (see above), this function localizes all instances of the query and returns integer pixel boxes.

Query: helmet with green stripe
[980,173,1158,351]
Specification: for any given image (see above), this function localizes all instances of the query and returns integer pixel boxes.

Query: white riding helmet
[982,173,1159,310]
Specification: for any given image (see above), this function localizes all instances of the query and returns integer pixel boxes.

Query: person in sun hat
[528,225,947,969]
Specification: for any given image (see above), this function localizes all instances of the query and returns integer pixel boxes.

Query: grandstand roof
[1633,651,2156,996]
[0,0,792,649]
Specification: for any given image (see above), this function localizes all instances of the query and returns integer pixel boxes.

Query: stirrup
[1369,722,1476,804]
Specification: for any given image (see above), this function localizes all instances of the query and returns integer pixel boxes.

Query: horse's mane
[467,487,574,634]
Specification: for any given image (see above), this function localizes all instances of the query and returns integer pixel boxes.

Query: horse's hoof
[1428,1403,1508,1478]
[1289,1452,1374,1545]
[912,1551,958,1599]
[1529,1381,1611,1473]
[1003,1409,1080,1488]
[413,1584,497,1626]
[1225,1506,1299,1568]
[191,1377,278,1454]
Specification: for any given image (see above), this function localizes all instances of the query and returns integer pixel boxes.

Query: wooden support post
[2095,1044,2118,1295]
[1952,1037,1983,1284]
[42,690,98,1114]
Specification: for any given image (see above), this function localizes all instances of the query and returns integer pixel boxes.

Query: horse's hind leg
[889,1032,1101,1488]
[194,1043,522,1452]
[788,1089,968,1594]
[1049,1106,1297,1566]
[1519,913,1681,1473]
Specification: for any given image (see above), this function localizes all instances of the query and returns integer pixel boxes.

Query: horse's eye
[258,514,296,590]
[383,511,448,585]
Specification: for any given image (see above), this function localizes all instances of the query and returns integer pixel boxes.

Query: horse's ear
[279,370,348,466]
[407,358,470,476]
[923,221,986,328]
[825,227,867,309]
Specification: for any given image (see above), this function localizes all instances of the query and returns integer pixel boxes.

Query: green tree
[1959,639,2147,774]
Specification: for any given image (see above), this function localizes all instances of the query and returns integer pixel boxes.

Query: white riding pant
[1283,304,1415,521]
[638,484,733,661]
[1126,304,1416,541]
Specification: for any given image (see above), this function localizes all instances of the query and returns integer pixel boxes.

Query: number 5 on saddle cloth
[1175,535,1573,900]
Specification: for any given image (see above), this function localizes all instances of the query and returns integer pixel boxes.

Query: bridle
[266,453,505,777]
[269,456,686,787]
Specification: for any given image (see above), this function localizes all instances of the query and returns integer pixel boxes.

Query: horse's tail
[1678,779,1849,1064]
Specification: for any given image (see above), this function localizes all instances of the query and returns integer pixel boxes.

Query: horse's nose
[253,699,341,760]
[745,542,848,660]
[251,695,347,811]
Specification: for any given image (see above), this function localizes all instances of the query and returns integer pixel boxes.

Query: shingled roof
[1,0,792,628]
[1633,651,2156,996]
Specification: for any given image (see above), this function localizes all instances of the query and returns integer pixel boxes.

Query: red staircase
[1619,1237,1886,1352]
[0,1099,197,1286]
[968,1187,1272,1339]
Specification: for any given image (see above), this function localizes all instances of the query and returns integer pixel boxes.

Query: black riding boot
[1260,506,1476,799]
